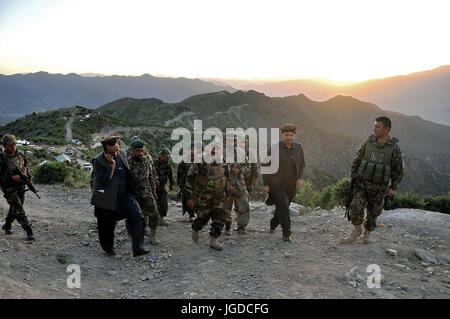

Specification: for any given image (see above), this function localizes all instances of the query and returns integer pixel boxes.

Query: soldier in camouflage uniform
[224,138,251,236]
[186,143,230,250]
[177,142,196,222]
[128,140,160,245]
[128,136,158,182]
[342,116,404,244]
[155,148,175,226]
[0,135,35,241]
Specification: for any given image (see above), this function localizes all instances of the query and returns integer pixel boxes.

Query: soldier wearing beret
[262,124,305,242]
[0,135,35,241]
[90,136,149,257]
[155,148,175,226]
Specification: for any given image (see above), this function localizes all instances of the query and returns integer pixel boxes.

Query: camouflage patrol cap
[131,139,146,149]
[101,136,120,146]
[159,148,171,157]
[2,134,16,145]
[281,124,296,134]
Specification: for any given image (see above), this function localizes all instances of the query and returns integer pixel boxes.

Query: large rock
[413,248,439,264]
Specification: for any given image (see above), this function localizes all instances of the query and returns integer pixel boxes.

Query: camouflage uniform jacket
[0,150,32,193]
[128,155,157,197]
[351,135,404,190]
[227,150,249,195]
[185,161,230,201]
[155,158,175,190]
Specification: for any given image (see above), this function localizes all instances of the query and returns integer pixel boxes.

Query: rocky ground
[0,185,449,299]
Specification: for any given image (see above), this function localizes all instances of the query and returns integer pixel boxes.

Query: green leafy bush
[34,162,71,184]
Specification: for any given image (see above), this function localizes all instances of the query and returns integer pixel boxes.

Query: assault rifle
[16,167,40,199]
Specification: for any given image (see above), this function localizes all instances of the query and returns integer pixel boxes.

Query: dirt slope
[0,185,449,299]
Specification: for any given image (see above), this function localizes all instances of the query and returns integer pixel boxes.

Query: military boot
[159,215,169,226]
[2,222,13,235]
[237,226,248,237]
[224,223,232,236]
[192,229,199,244]
[363,228,372,244]
[209,236,223,251]
[23,225,35,241]
[149,227,160,245]
[341,224,362,244]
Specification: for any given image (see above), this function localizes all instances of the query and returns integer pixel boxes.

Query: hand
[263,186,269,195]
[156,180,160,187]
[11,175,22,183]
[386,188,395,197]
[187,199,195,209]
[232,168,240,175]
[104,152,116,167]
[296,179,303,191]
[153,192,158,201]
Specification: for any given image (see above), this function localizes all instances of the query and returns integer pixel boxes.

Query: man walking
[186,143,230,251]
[155,148,175,226]
[342,116,404,244]
[262,124,305,242]
[177,142,197,222]
[0,135,35,241]
[91,136,149,257]
[128,139,160,245]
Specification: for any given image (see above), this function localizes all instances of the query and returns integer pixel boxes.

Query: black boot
[23,225,35,241]
[2,222,12,235]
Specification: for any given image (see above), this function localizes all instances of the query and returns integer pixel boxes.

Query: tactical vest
[197,163,227,195]
[356,138,396,184]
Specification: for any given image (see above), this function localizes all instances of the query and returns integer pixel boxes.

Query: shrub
[331,177,350,206]
[34,162,71,184]
[293,179,316,207]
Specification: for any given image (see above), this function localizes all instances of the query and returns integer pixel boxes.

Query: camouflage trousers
[225,191,250,230]
[192,195,226,238]
[136,195,159,229]
[349,181,388,231]
[3,190,30,228]
[156,188,168,217]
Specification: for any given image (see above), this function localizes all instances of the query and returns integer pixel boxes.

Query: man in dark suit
[262,124,305,242]
[91,136,149,257]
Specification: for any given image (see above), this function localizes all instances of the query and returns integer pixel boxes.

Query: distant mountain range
[208,66,450,125]
[3,90,448,196]
[0,71,235,118]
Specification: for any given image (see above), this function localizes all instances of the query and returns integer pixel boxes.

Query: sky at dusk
[0,0,449,82]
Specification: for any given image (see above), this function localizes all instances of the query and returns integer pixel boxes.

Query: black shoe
[2,224,12,235]
[283,235,292,242]
[265,194,275,206]
[23,225,34,241]
[105,250,116,256]
[133,249,150,257]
